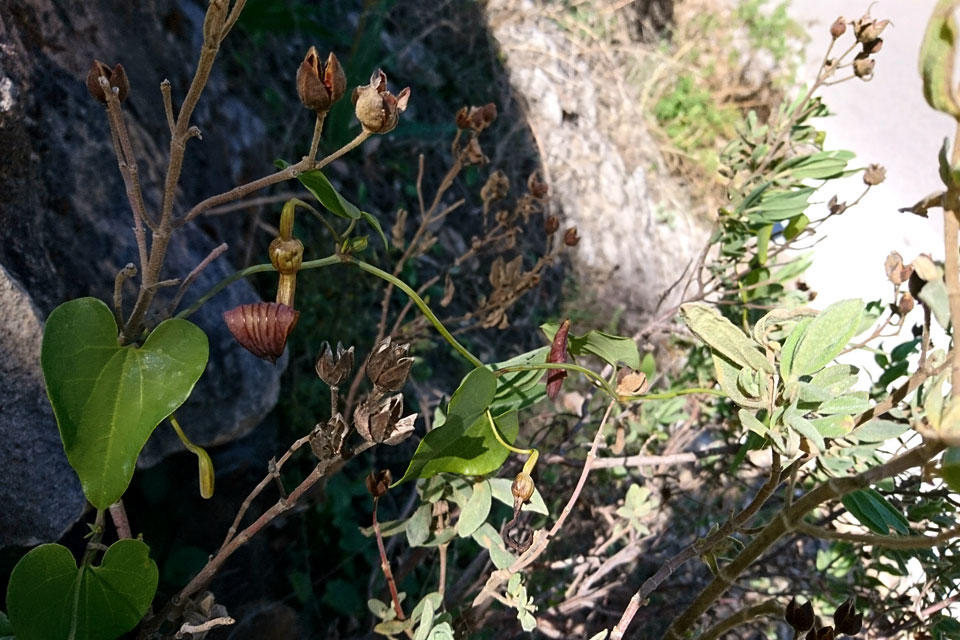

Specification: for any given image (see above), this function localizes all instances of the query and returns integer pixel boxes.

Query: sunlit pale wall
[788,1,948,308]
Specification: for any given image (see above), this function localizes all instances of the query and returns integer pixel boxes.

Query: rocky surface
[484,0,710,318]
[0,0,282,547]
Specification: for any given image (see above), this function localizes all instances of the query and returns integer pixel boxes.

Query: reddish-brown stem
[108,500,132,539]
[373,496,406,620]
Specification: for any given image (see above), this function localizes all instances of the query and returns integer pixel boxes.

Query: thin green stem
[486,409,536,456]
[176,255,340,319]
[635,387,726,401]
[496,362,615,397]
[346,257,483,368]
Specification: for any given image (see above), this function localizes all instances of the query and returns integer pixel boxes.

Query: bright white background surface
[788,1,949,307]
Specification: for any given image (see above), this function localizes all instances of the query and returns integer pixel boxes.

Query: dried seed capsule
[785,598,816,633]
[351,69,410,134]
[366,469,392,498]
[315,341,355,387]
[830,17,847,39]
[863,163,886,186]
[86,60,129,104]
[834,598,863,635]
[564,227,580,246]
[544,216,560,235]
[365,337,414,393]
[297,47,346,112]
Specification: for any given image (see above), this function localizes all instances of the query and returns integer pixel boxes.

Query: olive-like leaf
[920,1,960,119]
[680,304,772,374]
[785,299,864,380]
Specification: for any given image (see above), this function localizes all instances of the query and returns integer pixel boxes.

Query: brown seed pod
[86,60,129,104]
[366,469,392,498]
[351,69,410,134]
[223,302,299,362]
[296,47,346,112]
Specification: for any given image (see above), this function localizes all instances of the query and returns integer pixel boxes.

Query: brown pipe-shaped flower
[224,302,299,362]
[225,199,305,361]
[297,47,346,112]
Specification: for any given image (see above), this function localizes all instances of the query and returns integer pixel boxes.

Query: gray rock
[0,265,85,547]
[485,1,710,318]
[0,0,283,546]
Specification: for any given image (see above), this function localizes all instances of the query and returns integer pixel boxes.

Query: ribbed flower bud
[830,17,847,39]
[512,472,535,504]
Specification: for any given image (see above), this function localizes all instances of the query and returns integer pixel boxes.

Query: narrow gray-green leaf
[680,304,772,373]
[789,299,864,378]
[457,480,492,537]
[920,0,960,119]
[785,407,825,452]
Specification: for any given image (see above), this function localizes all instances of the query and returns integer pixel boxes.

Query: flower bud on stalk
[225,200,304,361]
[512,472,535,504]
[830,17,847,39]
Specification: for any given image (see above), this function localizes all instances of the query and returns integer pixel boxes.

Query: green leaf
[712,351,765,409]
[777,150,855,179]
[818,392,871,415]
[680,304,772,374]
[785,406,825,452]
[770,252,813,283]
[406,504,432,547]
[851,419,910,443]
[6,540,158,640]
[786,299,864,380]
[489,478,549,515]
[747,187,815,223]
[540,324,640,369]
[488,347,549,414]
[395,367,501,484]
[414,598,434,640]
[738,409,768,436]
[756,224,772,265]
[809,364,860,395]
[457,480,492,537]
[919,279,951,329]
[471,523,516,569]
[297,169,362,219]
[920,1,960,119]
[783,214,809,241]
[41,298,208,509]
[811,414,854,439]
[360,210,388,249]
[842,488,911,535]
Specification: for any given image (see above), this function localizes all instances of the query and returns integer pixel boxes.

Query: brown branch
[611,449,783,639]
[164,242,228,317]
[796,522,960,549]
[655,441,944,640]
[697,598,783,640]
[473,401,616,607]
[373,496,407,621]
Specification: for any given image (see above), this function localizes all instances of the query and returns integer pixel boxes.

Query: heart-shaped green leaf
[395,367,502,484]
[6,540,158,640]
[42,298,208,508]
